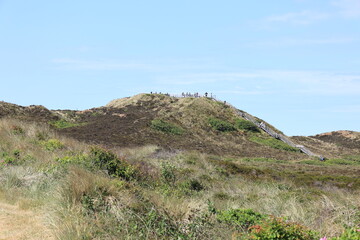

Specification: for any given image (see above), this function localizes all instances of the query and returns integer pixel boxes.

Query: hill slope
[1,94,358,160]
[0,96,360,239]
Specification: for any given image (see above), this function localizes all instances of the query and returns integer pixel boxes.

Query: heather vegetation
[151,119,185,135]
[0,118,359,239]
[208,117,236,132]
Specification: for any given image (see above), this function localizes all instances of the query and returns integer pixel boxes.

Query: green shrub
[3,156,16,165]
[0,150,23,166]
[236,119,260,132]
[160,162,176,184]
[208,118,236,132]
[55,154,88,165]
[217,208,266,230]
[330,228,360,240]
[245,216,317,240]
[90,146,136,180]
[150,119,184,135]
[81,187,112,214]
[40,139,65,151]
[49,119,83,129]
[250,136,300,152]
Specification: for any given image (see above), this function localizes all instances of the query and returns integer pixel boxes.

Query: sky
[0,0,359,136]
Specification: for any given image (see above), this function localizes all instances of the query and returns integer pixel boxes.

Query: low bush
[55,153,88,166]
[160,162,176,185]
[90,146,136,180]
[40,139,65,151]
[150,119,184,135]
[80,186,112,214]
[236,119,260,132]
[208,118,236,132]
[49,119,83,129]
[218,208,317,240]
[217,208,266,230]
[330,228,360,240]
[245,216,317,240]
[0,150,22,166]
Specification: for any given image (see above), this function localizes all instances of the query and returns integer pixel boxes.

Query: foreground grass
[0,119,359,239]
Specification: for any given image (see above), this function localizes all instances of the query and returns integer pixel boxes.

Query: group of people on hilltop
[181,92,215,98]
[150,92,170,96]
[181,92,202,98]
[150,91,214,98]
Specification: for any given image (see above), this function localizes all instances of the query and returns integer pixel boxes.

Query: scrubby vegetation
[49,119,84,129]
[235,119,260,132]
[208,117,236,132]
[151,119,185,135]
[0,118,359,239]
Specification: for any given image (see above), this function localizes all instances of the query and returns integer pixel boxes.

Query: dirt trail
[0,202,54,240]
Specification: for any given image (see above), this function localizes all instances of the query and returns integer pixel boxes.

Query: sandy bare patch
[0,202,53,240]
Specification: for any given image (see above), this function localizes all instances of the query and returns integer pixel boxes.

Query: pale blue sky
[1,0,359,136]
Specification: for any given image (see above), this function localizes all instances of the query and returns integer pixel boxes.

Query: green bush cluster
[250,136,300,152]
[55,153,88,165]
[208,117,236,132]
[49,119,83,129]
[150,119,184,135]
[245,216,317,240]
[330,228,360,240]
[217,208,266,229]
[218,208,317,240]
[40,139,65,151]
[90,146,136,180]
[81,187,112,214]
[160,162,176,184]
[0,150,22,166]
[236,119,260,132]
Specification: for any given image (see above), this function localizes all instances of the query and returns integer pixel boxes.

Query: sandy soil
[0,202,54,240]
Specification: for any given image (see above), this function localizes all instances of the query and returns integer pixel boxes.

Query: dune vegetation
[0,117,359,239]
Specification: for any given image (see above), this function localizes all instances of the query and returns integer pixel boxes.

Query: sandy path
[0,202,54,240]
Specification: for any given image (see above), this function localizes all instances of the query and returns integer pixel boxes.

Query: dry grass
[0,201,54,240]
[0,118,359,239]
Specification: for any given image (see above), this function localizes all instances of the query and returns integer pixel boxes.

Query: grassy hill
[0,95,359,239]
